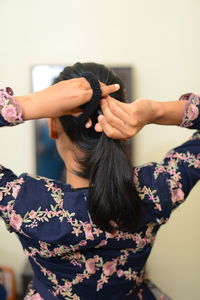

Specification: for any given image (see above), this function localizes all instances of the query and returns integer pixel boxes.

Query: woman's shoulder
[16,173,89,213]
[11,173,91,241]
[21,173,69,188]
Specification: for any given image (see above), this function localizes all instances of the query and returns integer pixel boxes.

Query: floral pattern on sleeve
[179,93,200,128]
[134,165,162,212]
[0,167,24,232]
[157,149,200,207]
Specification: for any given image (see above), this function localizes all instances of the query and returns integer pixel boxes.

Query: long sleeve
[0,102,24,232]
[167,92,200,209]
[156,130,199,211]
[135,93,200,223]
[0,167,25,232]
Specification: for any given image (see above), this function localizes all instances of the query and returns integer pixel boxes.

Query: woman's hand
[94,97,155,140]
[93,96,186,140]
[14,78,120,121]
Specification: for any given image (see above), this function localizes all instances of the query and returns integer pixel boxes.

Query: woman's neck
[66,168,90,189]
[60,145,90,189]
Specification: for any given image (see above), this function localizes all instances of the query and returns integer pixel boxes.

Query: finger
[99,81,106,87]
[100,98,126,129]
[98,115,128,140]
[104,96,130,121]
[101,84,120,97]
[85,118,92,128]
[107,95,131,109]
[94,122,103,132]
[101,99,138,138]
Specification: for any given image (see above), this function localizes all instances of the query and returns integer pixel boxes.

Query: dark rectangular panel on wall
[32,65,133,181]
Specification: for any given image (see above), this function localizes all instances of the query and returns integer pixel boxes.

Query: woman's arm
[96,93,200,214]
[0,79,119,231]
[95,94,199,139]
[14,79,119,121]
[134,130,200,219]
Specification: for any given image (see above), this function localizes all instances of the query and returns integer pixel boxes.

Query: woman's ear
[48,118,58,139]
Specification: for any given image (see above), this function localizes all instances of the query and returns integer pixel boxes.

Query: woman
[0,62,199,300]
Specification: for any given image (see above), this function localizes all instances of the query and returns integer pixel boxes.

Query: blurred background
[0,0,200,299]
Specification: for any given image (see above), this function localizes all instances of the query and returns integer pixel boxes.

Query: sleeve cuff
[179,93,200,129]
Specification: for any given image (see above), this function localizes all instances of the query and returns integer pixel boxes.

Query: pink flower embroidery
[194,159,200,168]
[84,223,94,240]
[10,212,22,231]
[64,281,72,289]
[1,104,17,123]
[103,261,117,276]
[171,188,184,203]
[94,255,100,263]
[0,205,6,211]
[79,240,87,246]
[12,185,21,199]
[187,104,199,121]
[6,204,13,213]
[0,97,5,106]
[29,210,37,219]
[85,258,96,274]
[98,240,107,247]
[40,242,48,250]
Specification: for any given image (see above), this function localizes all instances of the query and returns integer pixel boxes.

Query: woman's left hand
[91,95,187,139]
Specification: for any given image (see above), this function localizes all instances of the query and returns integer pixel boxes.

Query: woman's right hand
[94,97,155,140]
[14,78,120,121]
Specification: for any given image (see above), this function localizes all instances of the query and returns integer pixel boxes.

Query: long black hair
[53,62,141,233]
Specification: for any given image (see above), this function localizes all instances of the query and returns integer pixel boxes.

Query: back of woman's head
[53,62,141,233]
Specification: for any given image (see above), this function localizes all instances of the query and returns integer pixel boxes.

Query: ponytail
[55,62,141,233]
[74,133,141,233]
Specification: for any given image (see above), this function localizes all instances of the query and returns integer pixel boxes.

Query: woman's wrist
[14,89,63,121]
[148,100,164,124]
[14,93,36,121]
[149,100,187,126]
[0,88,24,125]
[130,99,164,126]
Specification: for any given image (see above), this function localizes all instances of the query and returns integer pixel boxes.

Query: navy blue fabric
[0,115,9,127]
[0,284,7,300]
[0,94,199,299]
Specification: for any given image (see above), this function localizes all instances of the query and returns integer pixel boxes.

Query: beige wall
[0,0,200,299]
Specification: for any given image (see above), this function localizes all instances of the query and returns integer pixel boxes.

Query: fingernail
[85,122,90,128]
[98,115,103,122]
[114,84,120,89]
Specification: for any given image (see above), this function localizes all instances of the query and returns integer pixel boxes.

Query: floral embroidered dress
[0,94,200,300]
